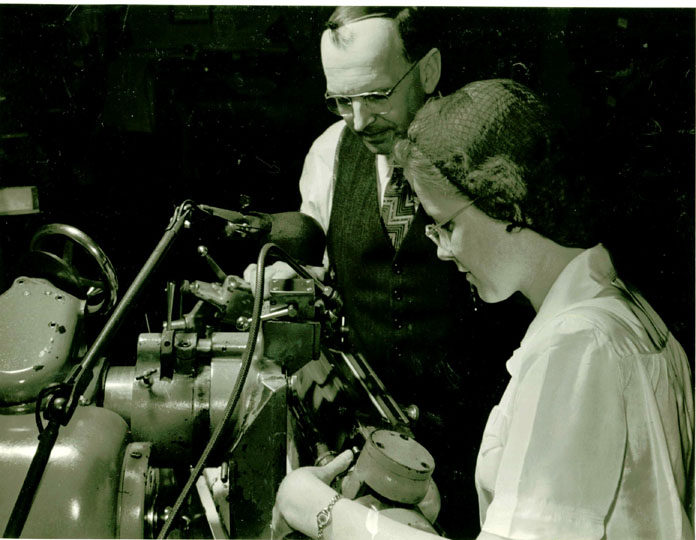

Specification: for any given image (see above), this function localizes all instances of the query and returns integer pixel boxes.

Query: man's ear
[420,47,442,95]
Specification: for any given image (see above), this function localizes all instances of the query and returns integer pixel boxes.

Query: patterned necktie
[381,167,417,250]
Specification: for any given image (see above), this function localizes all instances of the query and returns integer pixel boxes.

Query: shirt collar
[378,154,392,177]
[507,243,617,376]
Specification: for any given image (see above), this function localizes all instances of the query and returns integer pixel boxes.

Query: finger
[263,262,297,299]
[305,265,327,281]
[316,449,354,483]
[243,264,258,289]
[273,262,299,280]
[263,272,275,300]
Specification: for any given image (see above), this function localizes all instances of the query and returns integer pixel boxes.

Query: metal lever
[197,245,226,282]
[235,304,297,331]
[165,281,175,330]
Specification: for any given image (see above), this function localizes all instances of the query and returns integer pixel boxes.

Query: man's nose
[351,99,376,132]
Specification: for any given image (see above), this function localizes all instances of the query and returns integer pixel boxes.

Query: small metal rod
[235,304,297,331]
[166,281,176,330]
[195,476,228,539]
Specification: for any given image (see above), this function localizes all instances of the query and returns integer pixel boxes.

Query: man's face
[321,18,425,155]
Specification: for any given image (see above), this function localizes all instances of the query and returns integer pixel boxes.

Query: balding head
[319,9,442,155]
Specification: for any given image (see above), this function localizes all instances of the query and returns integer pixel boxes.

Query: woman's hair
[394,79,597,248]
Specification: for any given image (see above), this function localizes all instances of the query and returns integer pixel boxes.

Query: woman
[275,80,694,540]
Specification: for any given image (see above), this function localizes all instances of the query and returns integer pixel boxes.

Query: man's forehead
[320,17,403,68]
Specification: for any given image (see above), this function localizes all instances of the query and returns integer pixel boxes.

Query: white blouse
[475,244,694,540]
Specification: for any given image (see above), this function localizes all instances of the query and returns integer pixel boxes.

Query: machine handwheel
[28,223,118,315]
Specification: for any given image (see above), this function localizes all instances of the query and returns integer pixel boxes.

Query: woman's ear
[420,47,442,95]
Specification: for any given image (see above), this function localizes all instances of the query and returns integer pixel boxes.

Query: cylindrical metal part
[1,407,128,538]
[356,429,435,505]
[197,332,249,357]
[117,442,155,539]
[209,359,242,431]
[103,365,135,424]
[130,356,210,466]
[103,331,251,466]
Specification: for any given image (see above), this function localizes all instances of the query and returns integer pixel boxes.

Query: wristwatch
[316,493,343,539]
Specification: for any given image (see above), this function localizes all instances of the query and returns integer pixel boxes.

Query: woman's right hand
[274,449,354,538]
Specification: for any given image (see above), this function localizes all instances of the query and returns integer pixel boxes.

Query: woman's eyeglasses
[324,59,420,117]
[424,199,478,249]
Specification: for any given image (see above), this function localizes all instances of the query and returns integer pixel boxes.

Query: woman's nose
[436,243,453,261]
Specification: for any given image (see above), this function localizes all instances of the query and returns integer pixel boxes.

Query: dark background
[0,5,693,365]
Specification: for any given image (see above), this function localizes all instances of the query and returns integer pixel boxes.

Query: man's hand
[243,261,298,299]
[243,261,327,299]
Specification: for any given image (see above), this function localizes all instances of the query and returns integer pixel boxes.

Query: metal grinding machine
[0,201,441,539]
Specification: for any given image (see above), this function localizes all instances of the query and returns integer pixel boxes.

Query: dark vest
[327,129,471,402]
[326,127,475,406]
[326,127,532,538]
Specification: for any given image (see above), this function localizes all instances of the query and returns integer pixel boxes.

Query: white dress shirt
[476,244,694,540]
[299,120,395,233]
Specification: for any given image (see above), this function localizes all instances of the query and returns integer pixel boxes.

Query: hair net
[401,79,595,247]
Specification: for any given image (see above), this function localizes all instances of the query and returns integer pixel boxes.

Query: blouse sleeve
[482,321,626,540]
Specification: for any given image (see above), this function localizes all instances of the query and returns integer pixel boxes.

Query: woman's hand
[273,449,354,538]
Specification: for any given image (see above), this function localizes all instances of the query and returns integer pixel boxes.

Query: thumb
[243,264,258,288]
[316,449,354,484]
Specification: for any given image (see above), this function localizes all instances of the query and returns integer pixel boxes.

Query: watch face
[317,509,331,527]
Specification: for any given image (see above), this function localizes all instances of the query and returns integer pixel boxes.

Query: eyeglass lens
[325,58,419,117]
[424,198,478,248]
[425,224,450,248]
[326,94,391,116]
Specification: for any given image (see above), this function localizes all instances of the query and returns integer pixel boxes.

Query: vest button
[393,288,402,301]
[392,263,402,275]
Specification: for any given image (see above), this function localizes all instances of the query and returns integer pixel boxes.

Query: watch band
[316,493,343,540]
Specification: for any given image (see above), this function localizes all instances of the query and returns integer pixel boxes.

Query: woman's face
[412,176,526,304]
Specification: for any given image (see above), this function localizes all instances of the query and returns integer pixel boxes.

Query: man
[248,7,528,537]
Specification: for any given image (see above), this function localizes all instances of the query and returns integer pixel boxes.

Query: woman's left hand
[273,449,354,538]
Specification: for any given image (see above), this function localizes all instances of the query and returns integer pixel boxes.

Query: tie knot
[390,167,405,188]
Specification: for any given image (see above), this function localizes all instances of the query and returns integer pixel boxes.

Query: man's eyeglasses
[324,59,420,117]
[424,199,478,249]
